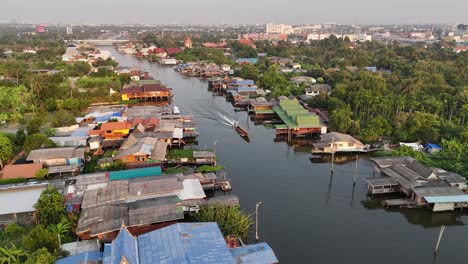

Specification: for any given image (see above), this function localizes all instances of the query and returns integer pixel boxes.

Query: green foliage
[0,244,28,263]
[0,133,14,163]
[45,98,57,112]
[22,225,60,256]
[35,169,49,180]
[0,85,33,122]
[25,248,55,264]
[51,110,76,127]
[0,178,27,185]
[195,165,224,173]
[34,186,66,226]
[23,134,56,154]
[192,205,253,240]
[99,160,126,172]
[238,65,260,81]
[76,76,121,89]
[48,220,71,245]
[167,149,194,159]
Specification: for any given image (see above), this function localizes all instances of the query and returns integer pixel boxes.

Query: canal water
[104,47,468,264]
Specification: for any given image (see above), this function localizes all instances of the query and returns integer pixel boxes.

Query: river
[103,47,468,264]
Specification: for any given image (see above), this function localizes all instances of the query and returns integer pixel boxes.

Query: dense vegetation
[0,186,76,263]
[231,37,467,144]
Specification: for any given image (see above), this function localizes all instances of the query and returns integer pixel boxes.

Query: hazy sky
[2,0,466,25]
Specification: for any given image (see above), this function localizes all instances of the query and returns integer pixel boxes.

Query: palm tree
[48,221,71,245]
[0,245,27,264]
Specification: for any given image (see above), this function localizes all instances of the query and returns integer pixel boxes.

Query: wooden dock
[381,199,417,208]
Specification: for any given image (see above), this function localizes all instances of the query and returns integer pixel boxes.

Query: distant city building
[322,23,336,31]
[36,25,45,34]
[66,26,73,35]
[266,23,294,35]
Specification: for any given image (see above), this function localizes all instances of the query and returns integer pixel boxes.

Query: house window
[339,144,343,147]
[333,143,338,148]
[106,130,112,133]
[348,143,354,147]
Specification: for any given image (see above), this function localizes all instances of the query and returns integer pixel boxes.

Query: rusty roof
[1,163,44,179]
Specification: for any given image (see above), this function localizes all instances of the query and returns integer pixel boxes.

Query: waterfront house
[161,58,177,65]
[120,84,172,102]
[115,136,168,165]
[89,122,131,140]
[153,48,167,58]
[166,47,183,55]
[64,223,278,263]
[273,98,327,139]
[1,163,44,180]
[221,64,231,72]
[312,132,367,154]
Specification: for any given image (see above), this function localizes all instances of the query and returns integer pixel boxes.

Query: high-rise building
[66,26,73,35]
[266,23,294,35]
[36,25,45,34]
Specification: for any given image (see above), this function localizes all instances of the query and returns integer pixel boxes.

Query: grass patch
[167,149,194,159]
[195,165,224,173]
[0,178,27,185]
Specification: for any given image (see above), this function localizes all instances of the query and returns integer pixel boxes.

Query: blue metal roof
[235,80,255,86]
[95,114,114,123]
[425,143,441,149]
[109,166,162,181]
[237,86,257,92]
[103,244,111,264]
[107,227,139,264]
[55,251,103,264]
[425,195,468,203]
[236,58,258,64]
[137,223,236,264]
[230,242,278,264]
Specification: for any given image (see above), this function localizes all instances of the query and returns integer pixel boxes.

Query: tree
[44,98,57,112]
[33,186,65,226]
[25,248,55,264]
[48,221,71,245]
[192,205,253,240]
[26,117,43,135]
[0,134,14,164]
[51,111,76,127]
[22,226,59,256]
[23,134,56,154]
[330,107,353,133]
[238,65,260,81]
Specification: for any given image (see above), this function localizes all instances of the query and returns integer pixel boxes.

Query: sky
[2,0,466,25]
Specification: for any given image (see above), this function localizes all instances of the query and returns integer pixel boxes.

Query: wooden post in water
[255,202,262,241]
[353,154,359,186]
[330,136,335,176]
[434,225,446,255]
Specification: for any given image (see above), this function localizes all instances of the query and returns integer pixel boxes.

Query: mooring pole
[255,202,262,241]
[434,225,446,255]
[353,154,359,186]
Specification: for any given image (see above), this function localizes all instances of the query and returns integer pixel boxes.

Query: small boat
[234,123,249,139]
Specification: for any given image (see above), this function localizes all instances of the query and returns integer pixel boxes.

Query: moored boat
[234,123,249,138]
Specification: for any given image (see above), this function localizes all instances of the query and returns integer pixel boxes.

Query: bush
[195,165,223,173]
[167,149,194,159]
[0,133,14,163]
[0,178,27,185]
[35,169,48,180]
[23,134,56,154]
[45,98,57,112]
[51,110,76,127]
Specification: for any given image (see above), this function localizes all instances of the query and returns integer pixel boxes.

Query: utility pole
[255,202,262,241]
[213,140,218,165]
[331,136,335,176]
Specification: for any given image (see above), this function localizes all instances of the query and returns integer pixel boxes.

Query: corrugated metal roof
[137,223,236,264]
[108,227,139,264]
[109,166,162,181]
[55,251,103,264]
[425,195,468,203]
[230,242,278,264]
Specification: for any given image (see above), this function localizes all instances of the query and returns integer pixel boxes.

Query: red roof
[239,39,254,46]
[127,117,144,126]
[203,43,219,48]
[142,117,159,126]
[166,47,182,54]
[1,163,44,179]
[154,48,166,54]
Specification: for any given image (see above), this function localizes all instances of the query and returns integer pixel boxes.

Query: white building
[266,23,294,35]
[66,26,73,35]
